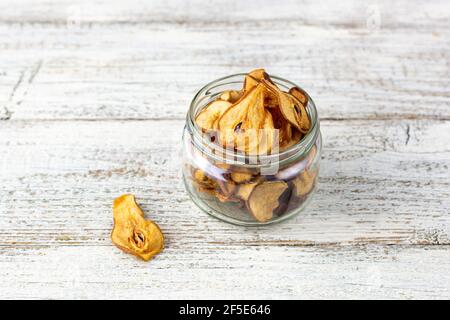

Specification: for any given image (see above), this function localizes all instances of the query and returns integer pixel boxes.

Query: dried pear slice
[230,171,253,184]
[247,181,288,222]
[215,162,231,172]
[111,194,164,261]
[216,192,241,203]
[218,180,236,197]
[269,107,292,145]
[279,128,302,152]
[261,79,302,131]
[220,90,242,103]
[236,182,259,201]
[248,68,269,79]
[218,84,266,149]
[244,69,277,105]
[248,68,275,84]
[195,100,232,132]
[243,75,260,92]
[293,170,317,197]
[243,69,275,92]
[245,110,276,155]
[193,169,216,189]
[288,92,310,133]
[197,186,217,196]
[289,86,308,106]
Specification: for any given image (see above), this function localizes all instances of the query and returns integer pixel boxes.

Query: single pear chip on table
[247,181,288,222]
[293,169,317,197]
[195,100,232,132]
[111,194,164,261]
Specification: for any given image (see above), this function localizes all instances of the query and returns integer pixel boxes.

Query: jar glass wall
[182,74,321,226]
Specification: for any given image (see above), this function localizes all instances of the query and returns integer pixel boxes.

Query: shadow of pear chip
[111,194,164,261]
[246,181,288,222]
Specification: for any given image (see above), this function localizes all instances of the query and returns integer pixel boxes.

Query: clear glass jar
[182,74,321,226]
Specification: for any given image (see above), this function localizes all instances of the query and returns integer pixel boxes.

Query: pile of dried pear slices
[195,69,310,154]
[191,69,318,223]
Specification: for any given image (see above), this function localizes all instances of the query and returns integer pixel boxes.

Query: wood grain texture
[0,120,449,247]
[0,0,449,121]
[1,245,449,299]
[0,0,449,299]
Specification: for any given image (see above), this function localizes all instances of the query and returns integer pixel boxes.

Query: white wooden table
[0,0,449,300]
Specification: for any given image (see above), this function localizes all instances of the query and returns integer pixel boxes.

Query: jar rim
[186,73,320,168]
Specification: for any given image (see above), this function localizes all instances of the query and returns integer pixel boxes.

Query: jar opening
[187,74,320,168]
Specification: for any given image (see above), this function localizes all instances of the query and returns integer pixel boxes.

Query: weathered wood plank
[0,244,449,299]
[0,120,449,247]
[0,1,448,121]
[0,0,449,300]
[0,0,448,29]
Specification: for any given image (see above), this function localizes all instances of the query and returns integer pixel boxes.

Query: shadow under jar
[182,74,322,226]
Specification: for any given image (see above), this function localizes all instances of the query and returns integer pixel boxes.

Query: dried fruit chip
[261,79,302,131]
[289,87,308,106]
[243,75,260,92]
[195,100,232,132]
[236,182,259,201]
[293,170,317,197]
[197,186,217,196]
[247,181,288,222]
[246,110,276,155]
[279,128,302,151]
[287,92,310,133]
[248,68,270,80]
[193,169,216,189]
[230,171,253,184]
[218,179,237,198]
[111,194,164,261]
[220,90,242,103]
[215,162,231,172]
[216,192,241,203]
[218,83,266,150]
[243,69,276,94]
[269,107,292,145]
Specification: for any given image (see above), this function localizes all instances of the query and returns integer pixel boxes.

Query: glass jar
[182,74,321,226]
